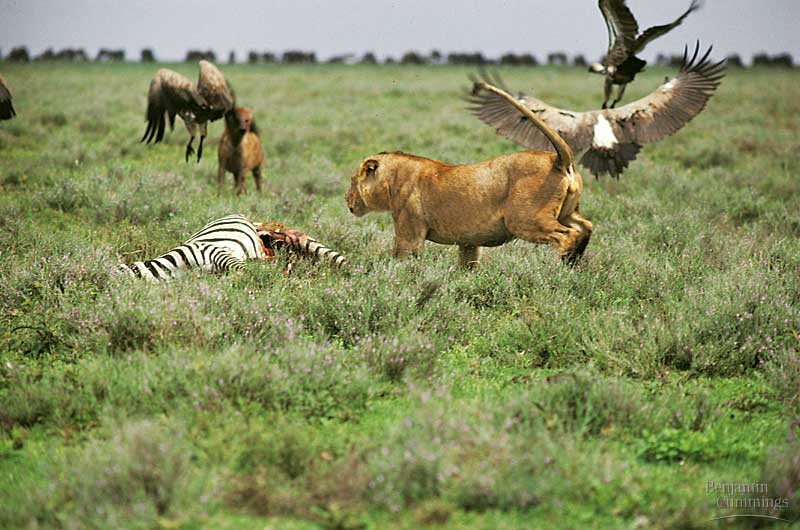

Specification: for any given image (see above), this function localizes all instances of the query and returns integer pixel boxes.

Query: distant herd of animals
[0,0,726,277]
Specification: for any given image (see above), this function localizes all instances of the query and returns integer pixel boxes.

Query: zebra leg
[206,245,247,273]
[117,264,137,277]
[266,228,347,268]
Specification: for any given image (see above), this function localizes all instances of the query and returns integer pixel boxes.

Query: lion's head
[345,157,390,217]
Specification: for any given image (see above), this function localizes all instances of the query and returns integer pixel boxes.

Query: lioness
[345,82,593,267]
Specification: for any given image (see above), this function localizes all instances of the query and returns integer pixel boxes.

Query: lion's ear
[364,159,379,177]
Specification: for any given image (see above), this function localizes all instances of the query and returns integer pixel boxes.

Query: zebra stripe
[301,237,347,268]
[118,241,244,281]
[269,230,347,268]
[185,214,265,261]
[118,214,347,281]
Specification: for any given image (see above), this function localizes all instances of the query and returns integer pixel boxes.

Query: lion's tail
[471,82,574,171]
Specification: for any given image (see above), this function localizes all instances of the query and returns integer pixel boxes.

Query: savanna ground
[0,61,798,530]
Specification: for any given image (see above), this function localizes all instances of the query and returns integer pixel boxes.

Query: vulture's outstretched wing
[196,60,234,122]
[467,69,595,154]
[0,75,16,120]
[467,44,725,178]
[634,0,702,53]
[141,69,205,144]
[599,0,639,67]
[603,43,725,146]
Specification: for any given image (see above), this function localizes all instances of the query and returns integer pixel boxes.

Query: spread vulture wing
[141,69,205,144]
[467,44,725,178]
[196,60,234,122]
[634,0,702,54]
[599,0,639,67]
[0,75,16,120]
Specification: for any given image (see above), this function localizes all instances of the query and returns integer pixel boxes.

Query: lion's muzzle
[345,187,367,217]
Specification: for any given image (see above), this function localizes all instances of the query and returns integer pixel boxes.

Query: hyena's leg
[235,170,247,195]
[252,165,263,192]
[217,163,226,196]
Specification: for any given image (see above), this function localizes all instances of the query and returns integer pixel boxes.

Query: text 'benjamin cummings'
[706,482,790,510]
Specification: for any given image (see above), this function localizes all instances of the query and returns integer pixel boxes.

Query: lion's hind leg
[560,210,593,265]
[508,217,582,261]
[505,198,584,263]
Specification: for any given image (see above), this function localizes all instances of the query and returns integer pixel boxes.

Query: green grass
[0,61,799,529]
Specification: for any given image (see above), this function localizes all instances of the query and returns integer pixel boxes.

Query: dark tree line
[752,53,793,67]
[547,52,568,66]
[5,47,30,61]
[725,54,744,68]
[245,50,316,64]
[657,52,793,68]
[655,53,686,68]
[34,48,89,61]
[282,51,316,64]
[248,51,277,64]
[447,52,489,66]
[96,48,125,62]
[185,50,216,62]
[359,52,377,65]
[0,46,795,67]
[499,53,538,66]
[327,54,354,64]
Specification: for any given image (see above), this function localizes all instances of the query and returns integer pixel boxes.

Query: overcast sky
[1,0,797,63]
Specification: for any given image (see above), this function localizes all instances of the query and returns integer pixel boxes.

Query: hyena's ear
[364,159,379,176]
[250,115,260,136]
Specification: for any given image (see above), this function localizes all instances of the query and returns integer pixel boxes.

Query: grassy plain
[0,61,798,529]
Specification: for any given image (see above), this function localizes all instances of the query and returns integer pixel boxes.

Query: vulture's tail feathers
[580,144,642,179]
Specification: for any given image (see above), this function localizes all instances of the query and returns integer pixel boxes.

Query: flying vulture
[141,60,234,162]
[590,0,701,108]
[0,75,16,120]
[468,43,725,178]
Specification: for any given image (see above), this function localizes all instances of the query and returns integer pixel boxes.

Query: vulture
[467,43,725,178]
[590,0,701,108]
[0,75,16,120]
[141,60,234,162]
